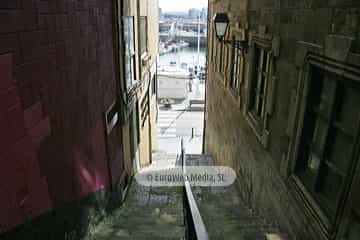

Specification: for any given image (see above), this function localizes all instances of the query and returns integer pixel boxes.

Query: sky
[159,0,208,12]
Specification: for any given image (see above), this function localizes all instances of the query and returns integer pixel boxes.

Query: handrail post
[181,137,208,240]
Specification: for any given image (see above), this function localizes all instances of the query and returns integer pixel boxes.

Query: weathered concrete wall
[205,0,360,239]
[0,0,125,237]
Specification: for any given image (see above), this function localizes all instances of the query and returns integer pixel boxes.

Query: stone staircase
[85,153,185,240]
[85,183,185,239]
[191,184,284,239]
[186,154,286,240]
[85,153,287,240]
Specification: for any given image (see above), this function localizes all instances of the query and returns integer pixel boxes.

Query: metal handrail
[181,138,209,240]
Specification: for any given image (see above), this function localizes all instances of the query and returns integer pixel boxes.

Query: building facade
[205,0,360,239]
[120,0,159,174]
[0,0,158,238]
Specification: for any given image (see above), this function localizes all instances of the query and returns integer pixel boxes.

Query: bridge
[160,32,207,46]
[159,20,207,47]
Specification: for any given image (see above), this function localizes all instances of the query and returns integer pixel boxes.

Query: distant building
[200,7,207,20]
[163,11,188,19]
[188,8,200,19]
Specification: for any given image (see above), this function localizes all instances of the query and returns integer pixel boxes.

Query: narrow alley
[85,151,284,240]
[1,0,360,240]
[86,153,185,239]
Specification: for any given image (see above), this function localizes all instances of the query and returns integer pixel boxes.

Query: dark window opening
[249,44,269,119]
[295,65,360,221]
[152,74,156,95]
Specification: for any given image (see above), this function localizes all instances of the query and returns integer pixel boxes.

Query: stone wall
[205,0,360,239]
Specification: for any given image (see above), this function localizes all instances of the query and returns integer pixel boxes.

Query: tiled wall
[0,0,124,234]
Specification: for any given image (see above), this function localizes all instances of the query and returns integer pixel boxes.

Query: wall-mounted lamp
[213,13,248,52]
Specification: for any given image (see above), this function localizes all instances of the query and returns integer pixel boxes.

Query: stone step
[86,153,287,240]
[184,154,286,240]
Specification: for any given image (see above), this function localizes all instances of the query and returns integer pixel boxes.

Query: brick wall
[0,0,124,234]
[205,0,360,239]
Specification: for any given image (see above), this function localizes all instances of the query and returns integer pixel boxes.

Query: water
[159,47,207,68]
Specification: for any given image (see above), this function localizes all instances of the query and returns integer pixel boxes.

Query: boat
[178,40,190,48]
[181,62,188,69]
[159,40,190,55]
[157,66,190,99]
[159,43,172,55]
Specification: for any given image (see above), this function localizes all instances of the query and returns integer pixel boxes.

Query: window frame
[286,49,360,237]
[123,16,137,91]
[219,41,224,73]
[244,35,275,147]
[114,1,138,122]
[211,29,215,63]
[230,35,245,95]
[249,44,271,119]
[294,64,360,220]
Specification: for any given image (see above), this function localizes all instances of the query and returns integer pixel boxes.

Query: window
[286,36,360,236]
[244,37,275,147]
[211,30,215,63]
[224,44,230,76]
[220,42,226,74]
[123,16,136,90]
[249,43,271,119]
[213,29,218,65]
[140,16,148,56]
[230,37,244,93]
[295,65,360,222]
[218,41,222,72]
[152,74,156,95]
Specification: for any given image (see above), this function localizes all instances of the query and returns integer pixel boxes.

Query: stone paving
[186,154,286,240]
[85,154,185,240]
[192,185,284,240]
[157,82,205,155]
[85,153,285,240]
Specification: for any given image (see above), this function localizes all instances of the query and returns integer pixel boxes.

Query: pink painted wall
[0,0,124,233]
